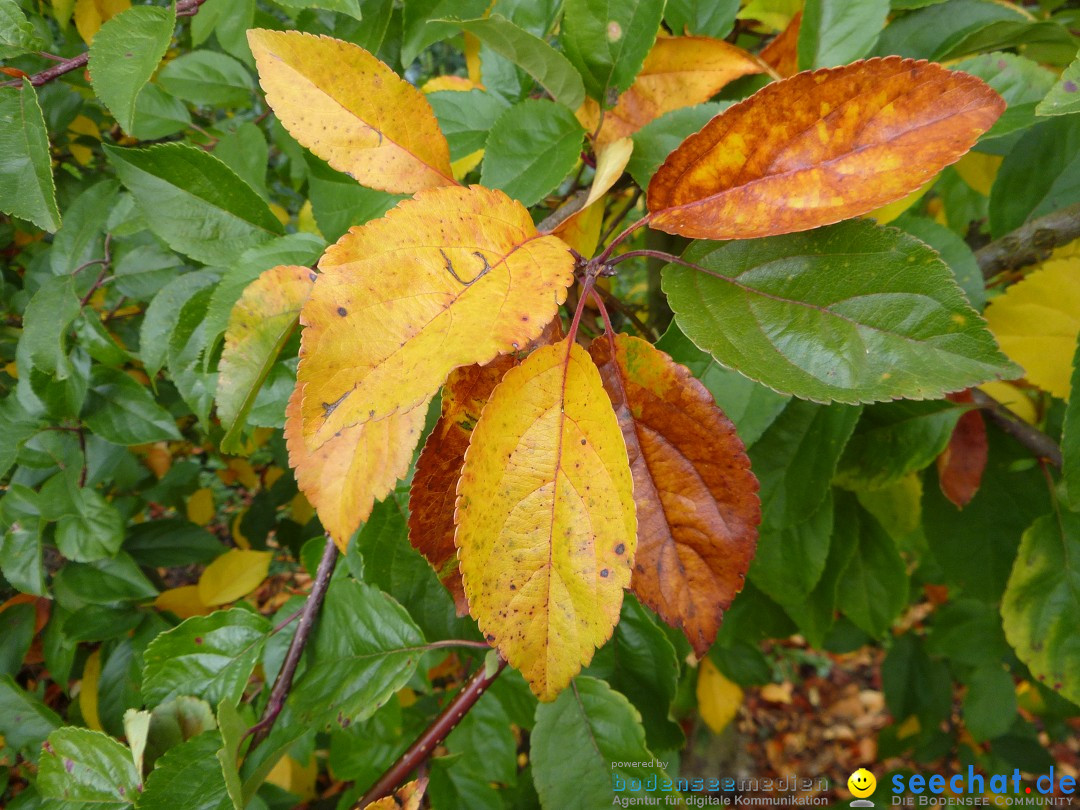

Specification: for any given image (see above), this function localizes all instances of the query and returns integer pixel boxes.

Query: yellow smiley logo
[848,768,877,798]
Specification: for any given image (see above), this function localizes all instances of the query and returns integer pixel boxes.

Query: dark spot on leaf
[337,306,347,316]
[194,637,203,645]
[580,438,586,445]
[615,543,625,555]
[309,272,317,281]
[600,569,609,577]
[65,758,74,773]
[1066,80,1078,93]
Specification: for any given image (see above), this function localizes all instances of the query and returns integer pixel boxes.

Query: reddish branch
[354,655,507,809]
[1,0,208,89]
[246,535,338,750]
[971,390,1063,468]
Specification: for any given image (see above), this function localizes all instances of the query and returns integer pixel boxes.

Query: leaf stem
[246,534,338,750]
[598,188,642,248]
[594,215,652,266]
[970,390,1062,468]
[352,655,507,809]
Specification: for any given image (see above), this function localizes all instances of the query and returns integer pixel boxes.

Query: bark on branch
[976,202,1080,279]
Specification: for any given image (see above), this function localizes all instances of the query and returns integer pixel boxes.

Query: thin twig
[970,390,1062,468]
[976,201,1080,279]
[537,189,589,233]
[1,0,208,89]
[246,535,339,750]
[353,655,507,809]
[594,286,657,341]
[598,188,642,249]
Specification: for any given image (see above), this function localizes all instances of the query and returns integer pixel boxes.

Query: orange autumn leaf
[937,390,988,509]
[578,36,764,148]
[248,29,455,194]
[589,334,760,656]
[455,340,636,700]
[647,57,1005,240]
[409,354,518,614]
[760,11,801,78]
[286,383,425,550]
[296,185,574,451]
[363,778,427,810]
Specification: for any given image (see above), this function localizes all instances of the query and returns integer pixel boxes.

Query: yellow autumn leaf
[297,200,321,236]
[266,754,318,801]
[296,184,574,451]
[197,549,273,606]
[984,258,1080,400]
[421,75,478,93]
[285,384,426,549]
[230,510,251,550]
[248,30,455,194]
[738,0,801,31]
[186,487,215,526]
[577,37,762,148]
[363,778,427,810]
[455,340,637,701]
[954,151,1003,196]
[74,0,129,44]
[465,30,482,84]
[552,138,633,255]
[53,0,76,28]
[154,585,212,619]
[697,658,743,733]
[79,649,103,731]
[451,148,485,180]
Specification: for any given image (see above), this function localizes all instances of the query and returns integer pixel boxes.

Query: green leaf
[1063,337,1080,511]
[951,53,1056,145]
[289,577,426,728]
[834,401,963,491]
[130,84,192,141]
[401,0,489,66]
[142,610,271,707]
[882,633,952,727]
[444,15,586,109]
[426,89,509,162]
[797,0,888,70]
[655,321,788,446]
[156,51,254,107]
[215,700,245,810]
[627,102,728,190]
[892,214,986,309]
[356,500,473,642]
[0,602,34,677]
[124,520,224,568]
[584,596,684,751]
[55,485,125,562]
[143,696,217,770]
[479,98,583,207]
[38,727,140,809]
[0,484,46,596]
[1002,511,1080,706]
[664,0,739,37]
[1037,52,1080,117]
[925,598,1009,667]
[561,0,665,106]
[662,220,1019,404]
[749,399,860,528]
[989,115,1080,238]
[0,675,61,761]
[136,731,233,810]
[532,677,675,809]
[212,123,268,200]
[84,366,182,444]
[303,156,402,244]
[89,5,176,133]
[49,179,117,276]
[52,553,158,607]
[0,0,45,58]
[0,81,60,231]
[874,0,1027,61]
[217,265,312,452]
[141,270,219,380]
[190,0,254,61]
[168,286,216,425]
[441,691,518,787]
[924,428,1050,602]
[963,665,1018,742]
[14,276,82,395]
[941,20,1077,64]
[750,490,833,604]
[105,143,283,265]
[834,494,909,638]
[0,395,40,480]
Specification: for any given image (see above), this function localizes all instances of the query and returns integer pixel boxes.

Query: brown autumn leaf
[362,777,427,810]
[760,11,801,78]
[409,354,517,614]
[937,390,988,508]
[647,57,1005,240]
[285,383,426,550]
[409,319,563,614]
[577,36,763,148]
[589,333,760,656]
